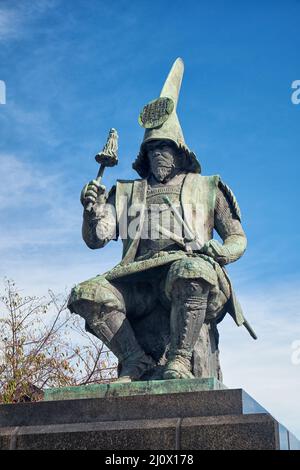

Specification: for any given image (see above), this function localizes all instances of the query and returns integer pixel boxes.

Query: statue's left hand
[200,239,230,265]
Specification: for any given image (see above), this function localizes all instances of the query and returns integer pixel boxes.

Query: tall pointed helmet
[132,58,201,177]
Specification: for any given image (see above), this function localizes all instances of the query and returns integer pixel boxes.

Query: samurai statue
[68,58,256,383]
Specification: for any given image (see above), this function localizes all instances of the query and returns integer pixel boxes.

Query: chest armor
[137,183,183,256]
[115,174,219,263]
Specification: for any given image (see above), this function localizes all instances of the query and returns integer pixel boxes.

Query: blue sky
[0,0,300,438]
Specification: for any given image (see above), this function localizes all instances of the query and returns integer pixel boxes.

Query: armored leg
[163,257,220,380]
[163,278,210,379]
[68,276,155,382]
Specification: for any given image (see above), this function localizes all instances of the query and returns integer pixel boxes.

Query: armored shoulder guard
[218,179,242,222]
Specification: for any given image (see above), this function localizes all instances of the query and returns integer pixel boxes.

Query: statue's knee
[171,278,210,300]
[69,298,100,321]
[68,276,125,319]
[165,257,217,300]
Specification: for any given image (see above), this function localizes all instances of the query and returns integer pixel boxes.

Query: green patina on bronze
[44,377,226,401]
[138,97,174,129]
[68,57,256,385]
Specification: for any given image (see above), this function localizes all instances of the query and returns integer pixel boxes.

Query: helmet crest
[133,58,201,177]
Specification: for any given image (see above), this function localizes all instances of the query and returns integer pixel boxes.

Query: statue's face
[146,140,179,182]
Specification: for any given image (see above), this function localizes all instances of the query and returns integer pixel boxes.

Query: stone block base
[0,379,299,450]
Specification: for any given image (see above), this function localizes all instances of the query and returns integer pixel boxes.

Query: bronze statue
[68,58,256,383]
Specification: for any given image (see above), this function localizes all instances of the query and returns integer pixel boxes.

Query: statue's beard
[152,165,174,183]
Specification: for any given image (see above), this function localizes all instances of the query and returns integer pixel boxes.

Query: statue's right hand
[80,180,106,208]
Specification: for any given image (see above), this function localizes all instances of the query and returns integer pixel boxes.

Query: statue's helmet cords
[133,58,201,178]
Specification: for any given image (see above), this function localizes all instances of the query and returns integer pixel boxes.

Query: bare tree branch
[0,279,117,403]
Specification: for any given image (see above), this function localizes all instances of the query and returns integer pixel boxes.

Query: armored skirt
[68,250,231,326]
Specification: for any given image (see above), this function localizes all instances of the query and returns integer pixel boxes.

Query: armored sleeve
[213,180,247,264]
[82,186,118,249]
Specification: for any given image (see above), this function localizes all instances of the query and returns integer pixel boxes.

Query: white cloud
[0,1,59,42]
[219,284,300,437]
[0,153,79,253]
[0,153,56,207]
[0,101,61,148]
[0,152,122,286]
[0,154,71,215]
[0,249,119,293]
[0,7,21,41]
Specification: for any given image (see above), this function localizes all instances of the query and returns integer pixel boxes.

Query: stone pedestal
[0,379,299,450]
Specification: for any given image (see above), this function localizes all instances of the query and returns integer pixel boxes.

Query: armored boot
[163,280,209,380]
[87,309,156,383]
